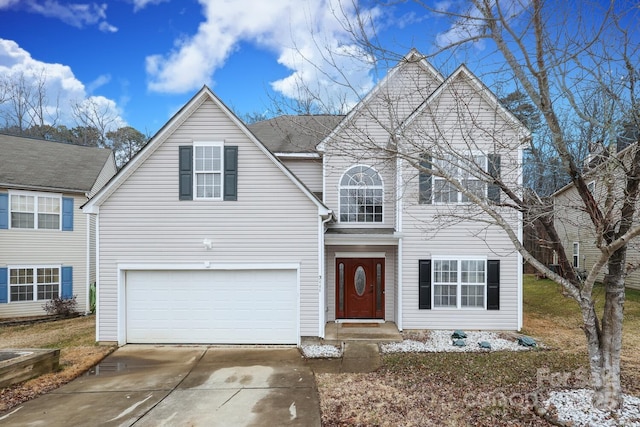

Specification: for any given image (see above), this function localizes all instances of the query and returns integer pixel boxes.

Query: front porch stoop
[321,321,403,346]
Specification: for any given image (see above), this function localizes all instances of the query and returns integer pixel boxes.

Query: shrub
[89,282,96,314]
[42,296,78,317]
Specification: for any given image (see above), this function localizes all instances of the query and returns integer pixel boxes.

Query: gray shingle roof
[0,134,113,193]
[247,115,344,153]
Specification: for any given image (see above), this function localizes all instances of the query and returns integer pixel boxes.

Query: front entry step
[323,321,402,344]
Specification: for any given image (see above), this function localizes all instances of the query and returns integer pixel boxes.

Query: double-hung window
[10,192,61,229]
[433,258,486,309]
[194,142,223,199]
[433,154,487,203]
[9,266,60,302]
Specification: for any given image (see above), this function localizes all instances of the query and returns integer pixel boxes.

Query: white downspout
[318,212,333,339]
[94,213,100,343]
[84,196,90,315]
[396,155,403,331]
[517,147,524,331]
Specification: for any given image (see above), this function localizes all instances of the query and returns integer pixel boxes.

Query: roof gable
[83,86,330,214]
[0,134,114,193]
[317,49,445,152]
[399,64,531,141]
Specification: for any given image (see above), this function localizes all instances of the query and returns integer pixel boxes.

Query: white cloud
[434,0,530,50]
[131,0,169,13]
[0,39,126,131]
[145,0,380,112]
[0,1,118,32]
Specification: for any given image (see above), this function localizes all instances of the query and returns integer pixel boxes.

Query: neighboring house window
[178,144,238,201]
[433,258,486,309]
[9,267,60,302]
[194,142,223,199]
[573,242,579,268]
[339,165,383,223]
[9,192,73,231]
[587,181,595,194]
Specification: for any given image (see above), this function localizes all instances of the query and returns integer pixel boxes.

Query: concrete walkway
[0,346,320,427]
[306,342,382,374]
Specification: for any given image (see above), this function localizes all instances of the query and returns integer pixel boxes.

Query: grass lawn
[0,315,115,412]
[317,275,640,426]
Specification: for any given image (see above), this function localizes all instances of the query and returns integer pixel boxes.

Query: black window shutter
[178,146,193,200]
[224,146,238,201]
[418,259,432,309]
[487,259,500,310]
[487,154,501,203]
[419,154,432,205]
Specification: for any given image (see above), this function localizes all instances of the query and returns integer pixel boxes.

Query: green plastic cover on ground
[451,330,467,339]
[478,341,492,349]
[517,336,537,347]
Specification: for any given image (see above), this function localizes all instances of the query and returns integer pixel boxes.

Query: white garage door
[125,269,298,344]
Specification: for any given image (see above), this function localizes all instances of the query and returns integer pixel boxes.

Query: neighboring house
[0,134,116,317]
[83,50,527,346]
[553,141,640,290]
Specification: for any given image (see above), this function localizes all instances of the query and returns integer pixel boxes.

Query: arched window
[339,165,383,223]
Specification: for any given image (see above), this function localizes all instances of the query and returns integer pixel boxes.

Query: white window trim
[7,264,62,303]
[8,190,62,230]
[432,153,488,205]
[338,164,385,224]
[432,256,488,310]
[573,242,580,269]
[193,141,224,201]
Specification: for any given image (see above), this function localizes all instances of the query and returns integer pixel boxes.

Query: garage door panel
[125,269,298,344]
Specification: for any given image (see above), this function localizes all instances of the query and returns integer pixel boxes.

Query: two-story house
[554,138,640,291]
[83,50,527,345]
[0,134,116,318]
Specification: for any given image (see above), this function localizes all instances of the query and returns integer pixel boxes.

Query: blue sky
[0,0,466,135]
[0,0,622,137]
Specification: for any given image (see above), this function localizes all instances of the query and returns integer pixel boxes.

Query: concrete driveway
[0,346,321,427]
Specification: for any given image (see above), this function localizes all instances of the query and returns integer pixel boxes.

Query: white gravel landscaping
[380,330,536,353]
[301,344,342,358]
[543,389,640,427]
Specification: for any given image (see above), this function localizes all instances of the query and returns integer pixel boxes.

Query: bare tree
[280,0,639,411]
[106,126,148,169]
[71,97,120,148]
[0,68,60,133]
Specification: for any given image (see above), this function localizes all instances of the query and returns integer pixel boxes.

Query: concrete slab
[323,321,402,344]
[0,390,168,426]
[0,346,321,427]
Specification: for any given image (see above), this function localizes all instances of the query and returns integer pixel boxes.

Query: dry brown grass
[317,276,640,426]
[0,315,114,412]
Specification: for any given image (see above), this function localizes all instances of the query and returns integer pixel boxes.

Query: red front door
[336,258,385,319]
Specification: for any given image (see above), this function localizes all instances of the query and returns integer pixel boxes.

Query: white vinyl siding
[398,69,523,330]
[322,61,442,230]
[280,159,322,193]
[0,191,89,317]
[95,98,321,343]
